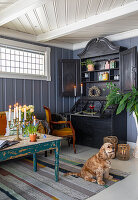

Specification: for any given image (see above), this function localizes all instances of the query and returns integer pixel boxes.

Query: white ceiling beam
[36,1,138,42]
[0,27,73,50]
[73,29,138,50]
[0,0,47,26]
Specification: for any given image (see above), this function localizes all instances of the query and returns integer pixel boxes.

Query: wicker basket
[116,144,130,161]
[103,136,118,152]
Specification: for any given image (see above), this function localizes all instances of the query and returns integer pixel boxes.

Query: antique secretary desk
[58,37,138,148]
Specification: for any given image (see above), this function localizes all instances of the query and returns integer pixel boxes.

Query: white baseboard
[127,141,136,149]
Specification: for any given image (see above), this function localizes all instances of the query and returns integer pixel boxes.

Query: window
[0,45,51,81]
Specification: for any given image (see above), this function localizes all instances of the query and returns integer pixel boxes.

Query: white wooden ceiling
[0,0,138,49]
[0,0,17,11]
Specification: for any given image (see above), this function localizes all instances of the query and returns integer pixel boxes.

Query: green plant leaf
[119,93,131,105]
[116,102,126,115]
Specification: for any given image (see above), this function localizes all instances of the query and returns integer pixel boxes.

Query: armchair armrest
[50,121,67,124]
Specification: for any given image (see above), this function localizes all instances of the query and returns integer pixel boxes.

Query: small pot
[29,134,37,142]
[87,64,94,71]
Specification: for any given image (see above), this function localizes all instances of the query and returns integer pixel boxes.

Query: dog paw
[97,180,105,185]
[91,178,96,183]
[107,175,113,180]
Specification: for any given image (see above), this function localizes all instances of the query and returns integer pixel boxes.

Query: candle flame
[9,105,11,108]
[81,83,83,86]
[74,85,76,88]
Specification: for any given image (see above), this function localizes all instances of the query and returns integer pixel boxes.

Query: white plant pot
[133,112,138,158]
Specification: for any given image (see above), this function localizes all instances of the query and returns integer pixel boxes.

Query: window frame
[0,43,51,81]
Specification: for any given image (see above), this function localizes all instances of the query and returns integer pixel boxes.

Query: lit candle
[19,105,21,121]
[81,83,83,95]
[24,105,26,121]
[16,103,19,119]
[14,104,16,119]
[8,105,11,121]
[34,116,36,126]
[74,85,77,97]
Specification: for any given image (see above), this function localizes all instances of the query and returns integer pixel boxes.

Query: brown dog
[64,143,115,185]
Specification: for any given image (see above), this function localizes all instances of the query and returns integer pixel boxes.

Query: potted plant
[81,59,95,71]
[28,123,38,142]
[104,83,138,158]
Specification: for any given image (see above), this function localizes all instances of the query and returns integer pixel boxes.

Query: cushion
[52,128,73,137]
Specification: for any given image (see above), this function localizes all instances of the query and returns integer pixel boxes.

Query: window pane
[0,45,45,77]
[6,54,10,60]
[24,57,27,62]
[11,55,14,60]
[6,49,10,54]
[7,67,10,72]
[1,53,5,59]
[1,48,5,53]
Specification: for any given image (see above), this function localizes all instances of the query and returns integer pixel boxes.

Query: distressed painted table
[0,135,61,182]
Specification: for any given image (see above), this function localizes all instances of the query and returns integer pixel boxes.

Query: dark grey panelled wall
[0,41,73,120]
[73,37,138,143]
[0,36,137,142]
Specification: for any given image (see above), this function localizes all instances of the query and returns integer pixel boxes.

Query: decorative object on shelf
[105,61,110,69]
[88,86,101,97]
[110,60,116,69]
[98,72,103,81]
[103,136,118,156]
[114,74,119,80]
[116,144,130,160]
[102,72,109,81]
[84,73,89,78]
[89,105,95,115]
[104,84,138,158]
[81,59,95,71]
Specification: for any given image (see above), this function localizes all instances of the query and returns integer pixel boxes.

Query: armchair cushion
[52,128,73,137]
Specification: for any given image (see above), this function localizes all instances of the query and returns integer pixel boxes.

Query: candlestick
[33,116,36,126]
[24,105,26,120]
[19,105,21,121]
[8,105,11,121]
[14,104,16,119]
[81,83,83,95]
[16,103,19,119]
[74,85,77,97]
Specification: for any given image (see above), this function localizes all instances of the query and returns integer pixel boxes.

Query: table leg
[55,140,60,182]
[33,153,37,172]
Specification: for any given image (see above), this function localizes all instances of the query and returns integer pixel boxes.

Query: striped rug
[0,153,129,200]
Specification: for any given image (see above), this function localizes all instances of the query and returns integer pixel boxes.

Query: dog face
[99,143,115,160]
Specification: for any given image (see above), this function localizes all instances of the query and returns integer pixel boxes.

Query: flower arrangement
[22,119,38,137]
[89,105,95,110]
[21,105,34,122]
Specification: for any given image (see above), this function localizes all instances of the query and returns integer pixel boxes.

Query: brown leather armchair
[0,112,7,135]
[43,106,76,153]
